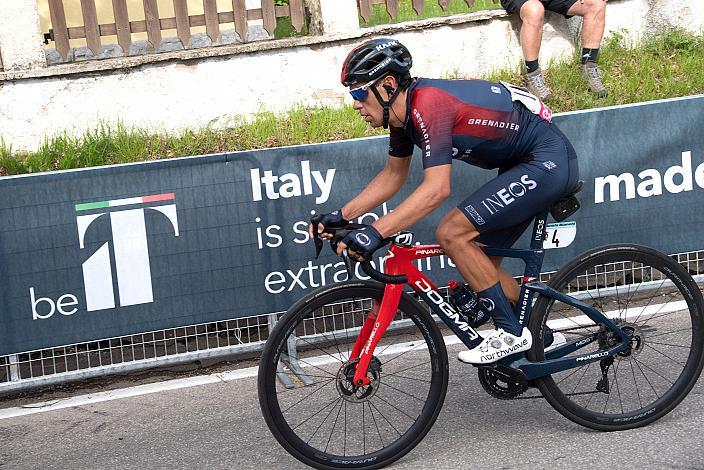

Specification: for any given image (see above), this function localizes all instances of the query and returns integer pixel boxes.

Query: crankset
[477,367,529,399]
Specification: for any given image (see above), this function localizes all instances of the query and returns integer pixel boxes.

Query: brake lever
[313,231,323,259]
[341,249,356,279]
[310,215,324,259]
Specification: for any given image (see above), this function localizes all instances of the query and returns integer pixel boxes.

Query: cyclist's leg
[488,255,520,304]
[437,211,531,364]
[438,133,576,363]
[435,211,520,334]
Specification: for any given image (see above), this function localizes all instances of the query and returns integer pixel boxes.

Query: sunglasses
[349,77,380,101]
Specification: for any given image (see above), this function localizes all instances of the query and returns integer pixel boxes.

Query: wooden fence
[358,0,500,22]
[46,0,306,60]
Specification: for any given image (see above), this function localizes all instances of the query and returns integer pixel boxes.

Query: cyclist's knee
[436,209,479,249]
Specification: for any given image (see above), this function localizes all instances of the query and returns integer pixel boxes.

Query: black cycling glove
[334,225,384,261]
[311,209,349,233]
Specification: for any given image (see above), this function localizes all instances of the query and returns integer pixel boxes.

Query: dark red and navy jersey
[389,78,549,169]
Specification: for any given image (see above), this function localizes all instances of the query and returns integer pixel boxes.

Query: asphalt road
[1,341,703,470]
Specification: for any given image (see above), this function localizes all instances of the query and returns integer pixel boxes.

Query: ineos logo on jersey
[356,233,371,246]
[481,174,537,215]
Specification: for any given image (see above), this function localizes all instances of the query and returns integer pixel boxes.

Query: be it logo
[30,193,179,319]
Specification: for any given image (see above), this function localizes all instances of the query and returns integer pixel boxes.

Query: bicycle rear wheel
[527,244,704,430]
[258,280,449,470]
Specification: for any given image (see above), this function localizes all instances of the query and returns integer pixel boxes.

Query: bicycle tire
[258,280,449,469]
[527,244,704,431]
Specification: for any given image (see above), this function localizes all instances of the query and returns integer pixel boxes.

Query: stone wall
[0,0,702,152]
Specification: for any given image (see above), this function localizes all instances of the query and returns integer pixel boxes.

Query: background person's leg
[566,0,608,96]
[519,0,547,65]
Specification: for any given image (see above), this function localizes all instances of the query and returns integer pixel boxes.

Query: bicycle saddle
[550,180,583,222]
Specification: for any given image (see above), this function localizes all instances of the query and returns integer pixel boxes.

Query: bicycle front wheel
[527,244,704,430]
[258,280,449,470]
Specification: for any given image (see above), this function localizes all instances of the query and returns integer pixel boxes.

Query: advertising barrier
[1,95,703,355]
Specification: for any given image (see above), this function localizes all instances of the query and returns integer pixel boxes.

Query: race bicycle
[257,191,704,469]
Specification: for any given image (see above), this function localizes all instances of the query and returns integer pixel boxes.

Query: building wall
[0,0,702,152]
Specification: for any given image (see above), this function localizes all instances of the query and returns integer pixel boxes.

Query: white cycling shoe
[458,328,532,365]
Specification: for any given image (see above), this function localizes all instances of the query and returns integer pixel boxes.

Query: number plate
[543,221,577,250]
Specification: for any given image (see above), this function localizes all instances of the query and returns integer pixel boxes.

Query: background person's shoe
[525,68,553,101]
[582,62,608,97]
[458,328,532,364]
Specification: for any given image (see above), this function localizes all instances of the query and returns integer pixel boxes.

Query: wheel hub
[335,357,382,403]
[617,323,644,359]
[598,320,644,361]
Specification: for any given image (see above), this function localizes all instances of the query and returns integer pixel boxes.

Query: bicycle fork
[349,283,404,386]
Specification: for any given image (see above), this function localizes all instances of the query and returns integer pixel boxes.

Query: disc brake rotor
[336,356,382,403]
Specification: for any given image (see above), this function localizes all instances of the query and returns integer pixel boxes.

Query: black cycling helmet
[341,38,413,129]
[340,38,412,87]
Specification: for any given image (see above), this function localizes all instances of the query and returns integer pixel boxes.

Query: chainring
[477,367,529,400]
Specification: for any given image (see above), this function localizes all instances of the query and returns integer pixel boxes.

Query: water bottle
[447,280,490,328]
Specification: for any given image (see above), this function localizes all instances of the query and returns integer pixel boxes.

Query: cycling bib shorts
[500,0,579,19]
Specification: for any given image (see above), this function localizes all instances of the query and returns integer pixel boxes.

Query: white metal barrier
[1,249,702,395]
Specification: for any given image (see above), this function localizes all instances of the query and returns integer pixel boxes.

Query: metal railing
[2,249,702,395]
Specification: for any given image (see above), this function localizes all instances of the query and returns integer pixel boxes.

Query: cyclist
[311,38,579,364]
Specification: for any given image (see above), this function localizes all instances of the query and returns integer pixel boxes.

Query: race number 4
[542,221,577,250]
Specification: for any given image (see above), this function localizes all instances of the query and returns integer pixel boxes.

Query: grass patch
[360,0,501,27]
[2,29,704,176]
[485,29,704,113]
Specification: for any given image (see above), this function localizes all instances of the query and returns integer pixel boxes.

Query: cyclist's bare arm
[370,164,450,237]
[340,154,412,221]
[334,164,451,256]
[310,154,412,240]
